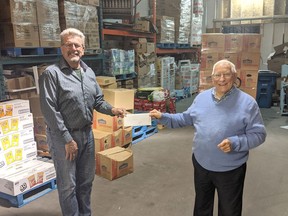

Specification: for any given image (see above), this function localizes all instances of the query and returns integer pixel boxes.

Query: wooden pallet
[1,47,61,57]
[156,43,176,49]
[0,178,57,208]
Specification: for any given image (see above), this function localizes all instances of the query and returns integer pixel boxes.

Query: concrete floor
[1,97,288,216]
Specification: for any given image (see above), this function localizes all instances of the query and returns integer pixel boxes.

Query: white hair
[60,28,85,46]
[212,59,237,75]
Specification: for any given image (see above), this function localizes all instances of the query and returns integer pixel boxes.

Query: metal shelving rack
[0,54,104,101]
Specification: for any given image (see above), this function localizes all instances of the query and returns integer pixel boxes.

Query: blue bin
[256,70,278,108]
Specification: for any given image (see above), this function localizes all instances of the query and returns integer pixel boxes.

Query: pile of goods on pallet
[134,87,176,114]
[0,99,56,207]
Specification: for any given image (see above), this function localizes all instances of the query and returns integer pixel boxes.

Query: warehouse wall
[204,0,288,70]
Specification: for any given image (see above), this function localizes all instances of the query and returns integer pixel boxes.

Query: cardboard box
[267,42,288,73]
[96,146,133,180]
[38,24,61,47]
[33,116,46,135]
[28,95,43,117]
[243,34,261,53]
[201,34,225,52]
[0,0,38,24]
[240,52,260,70]
[0,128,37,171]
[6,76,35,91]
[111,129,122,147]
[0,99,30,118]
[103,88,135,110]
[93,111,123,132]
[225,34,243,52]
[0,23,40,48]
[200,51,220,70]
[0,159,56,196]
[221,52,241,69]
[122,127,132,145]
[36,0,59,24]
[0,113,33,136]
[267,57,288,73]
[93,130,112,153]
[35,134,49,152]
[96,76,116,86]
[89,0,100,6]
[133,20,150,32]
[240,70,259,88]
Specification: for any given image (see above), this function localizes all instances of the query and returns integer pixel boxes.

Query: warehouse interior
[0,0,288,215]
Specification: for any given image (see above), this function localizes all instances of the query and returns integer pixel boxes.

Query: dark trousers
[192,154,246,216]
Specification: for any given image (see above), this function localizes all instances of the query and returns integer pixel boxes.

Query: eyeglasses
[212,73,233,80]
[62,43,83,49]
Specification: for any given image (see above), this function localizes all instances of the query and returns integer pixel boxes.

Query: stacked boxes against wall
[36,0,61,47]
[133,38,158,88]
[0,0,61,48]
[92,79,135,180]
[0,0,40,48]
[0,99,56,196]
[150,0,203,46]
[61,0,100,49]
[200,33,261,98]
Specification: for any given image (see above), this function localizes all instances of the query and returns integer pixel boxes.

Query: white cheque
[123,113,152,127]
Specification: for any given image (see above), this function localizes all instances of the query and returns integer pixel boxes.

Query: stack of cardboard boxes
[0,0,60,48]
[94,77,135,180]
[0,0,100,50]
[200,33,261,98]
[133,38,158,88]
[61,0,100,50]
[0,99,56,196]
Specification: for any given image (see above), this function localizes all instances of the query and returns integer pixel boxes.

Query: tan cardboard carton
[111,129,123,147]
[93,130,112,153]
[122,127,132,146]
[93,111,123,132]
[96,76,116,86]
[102,88,135,110]
[96,146,133,180]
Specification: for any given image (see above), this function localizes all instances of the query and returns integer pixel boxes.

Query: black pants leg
[192,154,246,216]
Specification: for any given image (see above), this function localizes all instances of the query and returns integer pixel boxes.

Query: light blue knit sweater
[159,87,267,172]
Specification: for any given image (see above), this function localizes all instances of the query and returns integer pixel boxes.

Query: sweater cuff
[228,135,240,151]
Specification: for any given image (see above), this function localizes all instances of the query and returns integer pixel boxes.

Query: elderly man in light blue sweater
[150,59,266,216]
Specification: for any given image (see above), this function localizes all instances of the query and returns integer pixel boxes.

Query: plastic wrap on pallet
[177,0,192,44]
[63,1,99,49]
[0,0,37,24]
[190,14,203,46]
[156,16,175,44]
[104,49,135,76]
